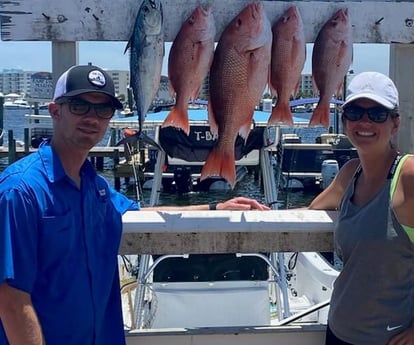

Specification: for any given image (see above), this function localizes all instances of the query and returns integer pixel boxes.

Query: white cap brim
[343,92,395,109]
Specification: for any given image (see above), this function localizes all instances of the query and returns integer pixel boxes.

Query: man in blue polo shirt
[0,64,269,345]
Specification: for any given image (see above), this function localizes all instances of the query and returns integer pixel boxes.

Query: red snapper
[162,6,216,135]
[200,2,272,188]
[311,8,353,128]
[268,6,306,126]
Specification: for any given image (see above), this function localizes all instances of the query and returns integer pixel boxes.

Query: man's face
[50,93,115,151]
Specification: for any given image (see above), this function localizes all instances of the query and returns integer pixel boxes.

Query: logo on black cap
[88,70,106,87]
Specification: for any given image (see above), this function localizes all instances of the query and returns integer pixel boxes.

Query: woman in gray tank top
[309,72,414,345]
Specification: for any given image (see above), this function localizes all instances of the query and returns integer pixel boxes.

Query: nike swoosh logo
[387,325,403,331]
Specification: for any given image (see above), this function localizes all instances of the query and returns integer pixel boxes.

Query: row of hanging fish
[125,1,353,188]
[268,6,353,129]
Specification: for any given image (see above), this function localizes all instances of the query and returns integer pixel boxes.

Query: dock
[0,145,125,160]
[0,139,139,191]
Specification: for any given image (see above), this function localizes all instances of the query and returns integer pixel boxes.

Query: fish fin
[208,101,218,136]
[333,43,350,96]
[268,78,277,97]
[312,74,319,96]
[190,86,201,102]
[293,78,301,99]
[309,103,330,128]
[239,119,252,141]
[200,147,236,189]
[268,101,293,126]
[161,106,190,135]
[124,40,131,54]
[168,80,176,98]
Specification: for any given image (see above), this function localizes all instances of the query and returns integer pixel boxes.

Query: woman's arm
[308,158,359,210]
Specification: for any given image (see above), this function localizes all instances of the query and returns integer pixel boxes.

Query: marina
[2,0,414,344]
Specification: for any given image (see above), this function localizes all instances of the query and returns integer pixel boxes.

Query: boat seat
[148,280,270,328]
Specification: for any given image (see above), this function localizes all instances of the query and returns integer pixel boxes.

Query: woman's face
[342,98,399,154]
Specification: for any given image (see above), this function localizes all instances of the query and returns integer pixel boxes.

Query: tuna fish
[125,0,164,132]
[162,6,215,135]
[268,6,306,127]
[200,2,272,188]
[311,8,353,128]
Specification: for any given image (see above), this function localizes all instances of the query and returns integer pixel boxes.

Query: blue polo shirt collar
[38,141,96,183]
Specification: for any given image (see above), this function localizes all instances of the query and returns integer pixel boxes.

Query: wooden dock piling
[7,130,17,164]
[1,129,127,190]
[0,96,3,147]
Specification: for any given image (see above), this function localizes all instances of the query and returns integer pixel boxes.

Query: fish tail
[267,102,293,126]
[309,104,330,128]
[161,106,190,135]
[200,147,236,189]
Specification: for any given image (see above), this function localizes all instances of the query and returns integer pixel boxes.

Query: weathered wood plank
[120,210,338,254]
[1,1,414,43]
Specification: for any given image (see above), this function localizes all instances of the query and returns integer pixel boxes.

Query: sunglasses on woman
[57,98,115,119]
[342,105,397,123]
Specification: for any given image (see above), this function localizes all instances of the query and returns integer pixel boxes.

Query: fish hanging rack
[1,1,414,44]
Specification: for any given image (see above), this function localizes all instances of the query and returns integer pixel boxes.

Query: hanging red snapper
[311,8,353,128]
[162,6,216,135]
[268,6,306,126]
[200,2,272,188]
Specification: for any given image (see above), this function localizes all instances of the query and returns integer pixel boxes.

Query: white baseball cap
[343,71,399,110]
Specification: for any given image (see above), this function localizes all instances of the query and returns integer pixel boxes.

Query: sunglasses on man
[342,105,398,123]
[57,98,116,119]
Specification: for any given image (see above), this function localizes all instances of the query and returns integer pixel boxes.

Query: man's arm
[143,196,270,211]
[0,283,44,345]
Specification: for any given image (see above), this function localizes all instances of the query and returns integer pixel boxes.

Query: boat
[270,97,357,191]
[136,119,265,193]
[274,131,358,191]
[119,107,135,118]
[4,98,31,109]
[119,118,340,342]
[110,107,285,193]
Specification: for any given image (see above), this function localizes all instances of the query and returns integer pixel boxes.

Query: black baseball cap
[53,65,123,109]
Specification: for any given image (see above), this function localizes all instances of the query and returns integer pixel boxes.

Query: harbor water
[0,108,328,208]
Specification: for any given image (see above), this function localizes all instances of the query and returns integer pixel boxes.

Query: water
[0,108,324,208]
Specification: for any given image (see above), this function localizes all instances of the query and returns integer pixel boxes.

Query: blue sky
[0,41,390,76]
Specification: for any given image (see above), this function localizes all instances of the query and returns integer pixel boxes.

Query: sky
[0,41,390,77]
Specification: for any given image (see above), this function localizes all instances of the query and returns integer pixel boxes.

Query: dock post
[8,130,16,164]
[0,94,4,146]
[24,128,30,154]
[96,157,104,171]
[110,128,116,146]
[113,148,121,191]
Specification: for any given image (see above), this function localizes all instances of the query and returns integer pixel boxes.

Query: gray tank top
[328,156,414,344]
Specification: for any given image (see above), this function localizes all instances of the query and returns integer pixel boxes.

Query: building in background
[1,69,350,105]
[0,69,33,96]
[105,69,129,100]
